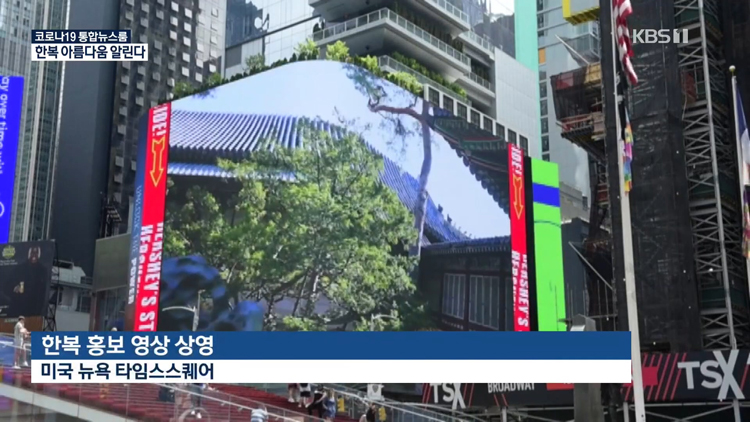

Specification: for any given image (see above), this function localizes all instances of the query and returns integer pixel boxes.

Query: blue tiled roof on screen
[167,110,471,243]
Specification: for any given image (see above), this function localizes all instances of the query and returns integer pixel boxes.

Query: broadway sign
[422,350,750,408]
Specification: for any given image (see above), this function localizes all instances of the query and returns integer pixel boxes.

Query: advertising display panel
[530,159,566,331]
[0,241,54,318]
[0,76,24,243]
[129,60,516,332]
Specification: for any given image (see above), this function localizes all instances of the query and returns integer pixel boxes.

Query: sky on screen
[172,61,509,238]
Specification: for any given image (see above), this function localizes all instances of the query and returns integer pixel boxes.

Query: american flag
[614,0,638,85]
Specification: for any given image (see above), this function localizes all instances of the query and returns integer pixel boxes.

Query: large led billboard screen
[0,76,24,243]
[0,241,54,318]
[129,60,561,332]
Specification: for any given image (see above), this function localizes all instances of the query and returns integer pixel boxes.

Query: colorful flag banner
[734,83,750,258]
[623,109,634,193]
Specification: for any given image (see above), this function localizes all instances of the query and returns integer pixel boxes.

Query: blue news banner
[31,332,632,384]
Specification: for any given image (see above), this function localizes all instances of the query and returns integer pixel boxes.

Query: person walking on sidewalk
[13,316,28,369]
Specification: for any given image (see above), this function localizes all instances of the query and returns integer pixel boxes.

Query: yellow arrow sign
[149,136,166,187]
[513,175,524,219]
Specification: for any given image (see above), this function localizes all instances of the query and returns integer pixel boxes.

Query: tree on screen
[164,121,429,331]
[326,41,434,257]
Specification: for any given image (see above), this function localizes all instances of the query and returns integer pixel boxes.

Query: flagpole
[610,3,646,421]
[730,65,750,325]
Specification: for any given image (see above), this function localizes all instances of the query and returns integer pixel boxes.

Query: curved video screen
[128,60,560,333]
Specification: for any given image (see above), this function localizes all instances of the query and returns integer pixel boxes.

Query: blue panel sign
[0,76,23,243]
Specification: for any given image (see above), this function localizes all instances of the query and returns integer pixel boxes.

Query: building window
[539,81,547,98]
[543,153,551,162]
[428,88,439,105]
[169,30,177,40]
[496,123,505,141]
[539,70,546,81]
[77,293,91,313]
[508,129,517,145]
[211,7,219,17]
[457,103,468,120]
[470,110,480,126]
[443,96,454,113]
[184,22,192,32]
[182,52,190,62]
[538,48,546,65]
[542,118,549,134]
[442,274,466,320]
[542,135,549,152]
[483,117,492,132]
[541,100,548,116]
[185,8,193,18]
[520,135,529,152]
[469,275,500,329]
[171,1,179,12]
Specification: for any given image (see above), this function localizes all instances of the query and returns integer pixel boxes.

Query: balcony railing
[468,72,493,91]
[425,0,469,25]
[378,55,468,101]
[461,30,494,55]
[312,8,470,66]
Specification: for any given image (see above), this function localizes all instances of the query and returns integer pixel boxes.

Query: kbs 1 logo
[631,28,688,44]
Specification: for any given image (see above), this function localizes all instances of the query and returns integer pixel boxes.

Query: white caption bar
[32,359,632,384]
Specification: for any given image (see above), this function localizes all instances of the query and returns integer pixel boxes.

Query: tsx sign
[423,350,750,408]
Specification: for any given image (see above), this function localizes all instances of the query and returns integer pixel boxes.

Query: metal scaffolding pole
[608,1,645,420]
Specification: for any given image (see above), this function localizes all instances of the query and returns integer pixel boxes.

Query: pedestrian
[298,383,312,407]
[189,383,209,419]
[308,387,326,418]
[365,403,378,422]
[251,404,269,422]
[13,316,28,369]
[321,388,337,422]
[287,383,300,403]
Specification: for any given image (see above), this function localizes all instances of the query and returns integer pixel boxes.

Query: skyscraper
[0,0,68,242]
[53,0,226,275]
[107,0,225,234]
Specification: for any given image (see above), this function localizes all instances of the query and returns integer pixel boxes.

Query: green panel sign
[530,159,566,332]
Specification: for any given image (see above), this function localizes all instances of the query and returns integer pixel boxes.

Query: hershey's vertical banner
[508,144,529,331]
[132,103,170,332]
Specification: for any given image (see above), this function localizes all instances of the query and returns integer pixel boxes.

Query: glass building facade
[224,0,320,76]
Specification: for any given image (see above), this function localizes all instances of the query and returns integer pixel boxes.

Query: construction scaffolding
[673,0,750,350]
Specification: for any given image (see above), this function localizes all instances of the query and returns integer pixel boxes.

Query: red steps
[1,368,292,421]
[213,385,360,422]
